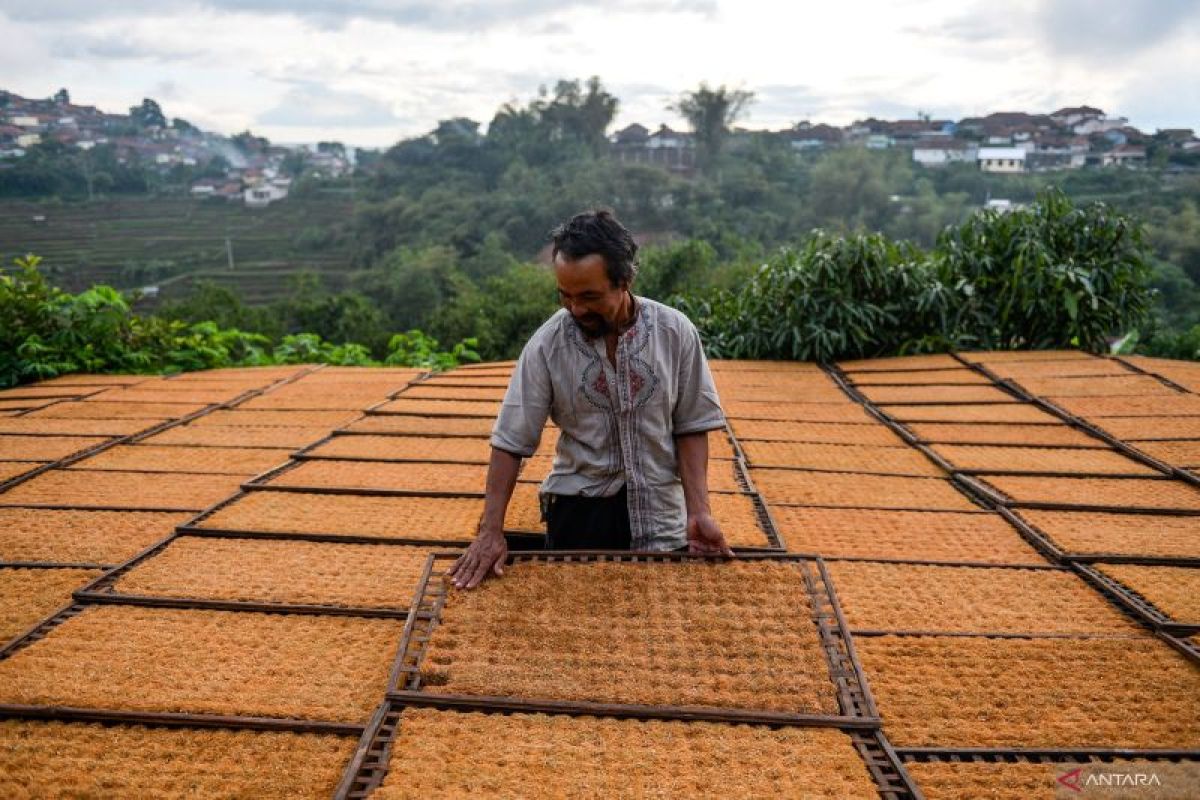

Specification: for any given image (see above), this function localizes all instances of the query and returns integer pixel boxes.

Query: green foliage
[0,255,481,387]
[679,190,1155,362]
[385,330,480,371]
[935,189,1154,351]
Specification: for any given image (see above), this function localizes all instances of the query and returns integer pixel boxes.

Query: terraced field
[0,193,357,305]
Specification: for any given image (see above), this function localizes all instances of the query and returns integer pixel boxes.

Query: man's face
[554,252,627,338]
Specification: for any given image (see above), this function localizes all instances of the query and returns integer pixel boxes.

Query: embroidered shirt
[490,296,725,551]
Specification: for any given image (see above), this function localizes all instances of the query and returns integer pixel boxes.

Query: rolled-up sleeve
[490,336,553,457]
[672,322,725,435]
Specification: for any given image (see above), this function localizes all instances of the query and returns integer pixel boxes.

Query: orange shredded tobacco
[989,359,1133,379]
[1099,416,1200,440]
[849,368,990,386]
[84,388,246,404]
[982,475,1200,510]
[0,508,189,564]
[839,353,963,371]
[0,418,152,436]
[0,435,109,460]
[192,409,363,427]
[929,444,1155,475]
[881,403,1061,424]
[30,374,150,386]
[421,560,840,714]
[0,567,102,642]
[375,398,501,416]
[743,443,943,477]
[27,401,208,419]
[0,470,244,511]
[1050,394,1200,418]
[1095,564,1200,625]
[375,709,878,799]
[66,444,288,475]
[858,384,1014,404]
[114,537,440,609]
[906,422,1101,447]
[196,491,486,541]
[309,435,493,462]
[420,375,511,387]
[750,469,977,511]
[0,719,355,800]
[826,561,1139,634]
[723,401,873,423]
[1131,439,1200,468]
[1015,509,1200,559]
[857,635,1200,748]
[773,507,1046,563]
[730,419,898,445]
[0,399,54,411]
[0,606,402,722]
[401,384,508,401]
[238,395,378,411]
[958,349,1094,364]
[342,414,498,437]
[708,493,770,547]
[717,386,850,404]
[269,460,489,493]
[0,462,43,482]
[143,424,330,448]
[1016,374,1178,398]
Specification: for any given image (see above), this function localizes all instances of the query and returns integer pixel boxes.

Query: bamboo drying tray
[978,475,1200,512]
[741,443,943,477]
[826,561,1140,635]
[0,470,245,512]
[929,444,1155,476]
[1,567,103,643]
[369,708,882,799]
[906,422,1101,447]
[881,404,1060,424]
[0,508,189,565]
[0,719,356,800]
[750,469,977,511]
[857,385,1014,405]
[143,424,331,449]
[192,409,363,428]
[193,491,487,543]
[0,606,402,723]
[67,445,287,475]
[107,537,437,611]
[0,435,109,461]
[406,557,852,719]
[1013,509,1200,562]
[856,635,1200,748]
[771,507,1045,564]
[723,402,873,423]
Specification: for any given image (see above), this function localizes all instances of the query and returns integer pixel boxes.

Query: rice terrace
[0,351,1198,797]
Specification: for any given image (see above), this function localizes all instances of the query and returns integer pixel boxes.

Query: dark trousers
[545,487,631,550]
[544,487,690,552]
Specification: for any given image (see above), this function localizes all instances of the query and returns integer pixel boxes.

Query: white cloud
[1,0,1196,147]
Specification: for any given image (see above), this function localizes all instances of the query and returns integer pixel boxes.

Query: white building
[978,147,1026,173]
[1073,116,1129,135]
[912,143,975,166]
[244,180,289,208]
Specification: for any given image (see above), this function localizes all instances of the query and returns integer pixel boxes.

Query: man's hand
[448,528,508,590]
[686,512,734,557]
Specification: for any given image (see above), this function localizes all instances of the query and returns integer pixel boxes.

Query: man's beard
[571,312,610,337]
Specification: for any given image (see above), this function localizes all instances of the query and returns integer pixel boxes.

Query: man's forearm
[479,446,523,535]
[675,430,711,517]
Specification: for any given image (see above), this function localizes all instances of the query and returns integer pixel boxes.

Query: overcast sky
[2,0,1197,148]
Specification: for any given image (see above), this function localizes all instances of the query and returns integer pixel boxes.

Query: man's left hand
[686,512,735,557]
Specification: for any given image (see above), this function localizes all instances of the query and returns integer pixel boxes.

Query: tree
[53,88,70,106]
[129,98,166,129]
[172,117,199,135]
[669,83,755,168]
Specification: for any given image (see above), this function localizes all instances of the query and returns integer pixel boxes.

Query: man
[449,209,732,590]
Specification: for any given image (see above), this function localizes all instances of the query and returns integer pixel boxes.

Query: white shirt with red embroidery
[490,296,726,550]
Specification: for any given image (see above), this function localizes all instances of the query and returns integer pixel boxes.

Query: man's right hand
[448,528,508,590]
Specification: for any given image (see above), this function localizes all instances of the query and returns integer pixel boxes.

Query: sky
[2,0,1198,148]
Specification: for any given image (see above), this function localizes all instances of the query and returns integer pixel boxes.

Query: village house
[978,146,1026,173]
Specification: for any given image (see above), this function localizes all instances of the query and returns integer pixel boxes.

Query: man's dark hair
[550,209,638,287]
